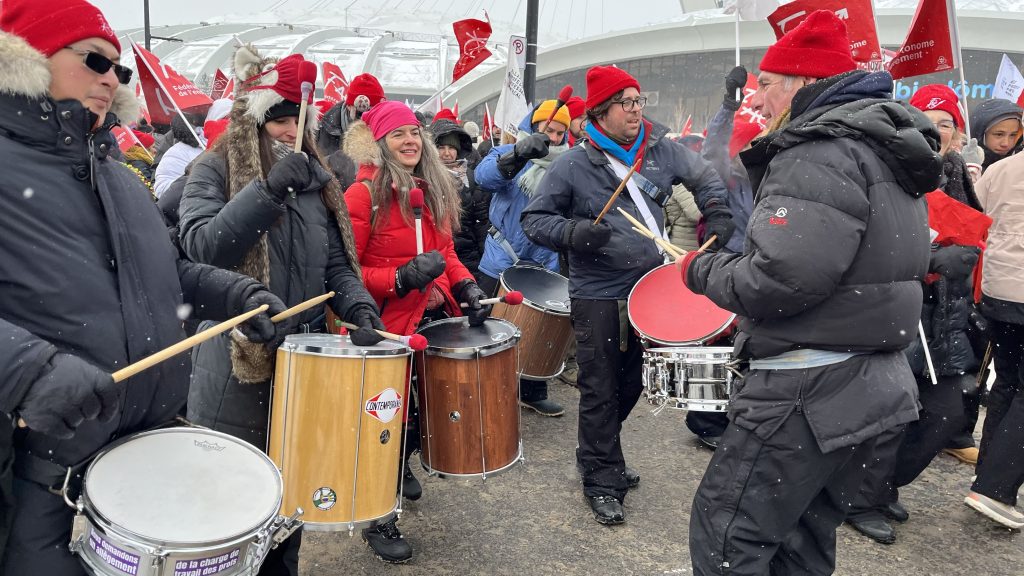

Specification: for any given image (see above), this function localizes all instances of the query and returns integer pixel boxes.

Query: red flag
[452,16,493,83]
[767,0,882,64]
[111,126,134,154]
[132,42,213,125]
[482,102,493,141]
[134,83,151,124]
[322,62,348,105]
[887,0,957,80]
[926,190,991,250]
[730,73,768,158]
[1018,90,1024,108]
[681,115,693,137]
[210,69,229,99]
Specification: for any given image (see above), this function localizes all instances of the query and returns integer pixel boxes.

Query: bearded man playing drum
[521,65,732,525]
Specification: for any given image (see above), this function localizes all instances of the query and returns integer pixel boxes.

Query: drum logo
[364,388,403,423]
[312,487,337,511]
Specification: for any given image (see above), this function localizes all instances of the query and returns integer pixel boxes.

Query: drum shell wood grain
[490,282,572,380]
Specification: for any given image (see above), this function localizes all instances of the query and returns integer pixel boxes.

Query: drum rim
[281,333,411,357]
[643,346,734,359]
[498,266,571,317]
[415,317,521,357]
[627,263,736,346]
[418,441,523,479]
[82,428,283,549]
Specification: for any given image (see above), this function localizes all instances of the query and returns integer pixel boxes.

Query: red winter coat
[345,165,474,335]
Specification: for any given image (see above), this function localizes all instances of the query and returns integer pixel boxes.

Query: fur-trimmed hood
[342,120,380,167]
[232,43,317,132]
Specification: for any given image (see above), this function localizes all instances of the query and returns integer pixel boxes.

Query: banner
[210,69,230,99]
[993,54,1024,104]
[322,62,348,105]
[767,0,881,64]
[132,42,213,125]
[494,35,530,137]
[452,16,493,82]
[887,0,957,80]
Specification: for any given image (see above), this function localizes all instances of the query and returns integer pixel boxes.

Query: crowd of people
[0,0,1021,574]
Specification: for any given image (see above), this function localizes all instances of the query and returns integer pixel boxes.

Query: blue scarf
[585,121,645,167]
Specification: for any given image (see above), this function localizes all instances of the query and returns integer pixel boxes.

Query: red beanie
[346,73,386,108]
[131,129,155,149]
[759,10,856,79]
[247,54,316,105]
[585,65,641,110]
[565,96,586,120]
[0,0,121,57]
[362,100,419,140]
[910,84,964,129]
[434,108,458,123]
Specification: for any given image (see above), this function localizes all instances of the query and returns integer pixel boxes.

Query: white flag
[419,92,443,115]
[494,35,531,138]
[725,0,779,21]
[992,54,1024,103]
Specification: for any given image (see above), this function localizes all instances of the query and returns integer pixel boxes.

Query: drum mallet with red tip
[337,320,428,352]
[293,60,319,153]
[460,290,524,308]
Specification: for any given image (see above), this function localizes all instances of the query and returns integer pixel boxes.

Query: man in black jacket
[678,12,939,574]
[521,65,732,525]
[0,2,291,573]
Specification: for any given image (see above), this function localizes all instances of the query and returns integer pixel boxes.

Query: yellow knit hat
[531,99,571,128]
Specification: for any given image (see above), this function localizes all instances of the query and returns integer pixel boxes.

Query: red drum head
[628,263,736,346]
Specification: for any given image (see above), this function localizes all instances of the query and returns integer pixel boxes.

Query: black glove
[265,153,313,200]
[237,287,293,350]
[454,280,491,327]
[724,65,748,111]
[702,206,735,251]
[348,305,385,346]
[16,353,120,439]
[497,133,550,178]
[565,220,612,254]
[930,245,980,278]
[302,159,335,194]
[396,250,446,297]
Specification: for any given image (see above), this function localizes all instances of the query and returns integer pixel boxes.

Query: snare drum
[71,428,301,576]
[415,318,522,478]
[628,263,736,346]
[270,334,411,531]
[642,347,734,412]
[490,265,572,380]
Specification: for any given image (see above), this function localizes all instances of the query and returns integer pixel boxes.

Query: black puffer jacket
[688,71,939,360]
[432,120,491,279]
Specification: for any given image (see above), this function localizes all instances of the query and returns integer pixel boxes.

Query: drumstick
[697,235,717,253]
[594,157,642,225]
[293,61,318,153]
[17,305,269,429]
[459,291,524,308]
[618,207,684,258]
[336,320,429,352]
[544,85,573,127]
[270,292,335,323]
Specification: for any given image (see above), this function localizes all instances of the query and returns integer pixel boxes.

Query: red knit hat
[565,96,586,120]
[346,73,386,108]
[246,54,316,105]
[362,100,419,140]
[131,129,155,149]
[910,84,964,129]
[759,10,856,79]
[434,108,458,123]
[585,65,640,110]
[1,0,121,56]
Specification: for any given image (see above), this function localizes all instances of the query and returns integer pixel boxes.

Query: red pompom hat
[909,84,965,129]
[434,108,458,123]
[0,0,121,56]
[585,65,641,110]
[759,10,857,79]
[131,129,155,149]
[565,96,586,120]
[346,73,386,109]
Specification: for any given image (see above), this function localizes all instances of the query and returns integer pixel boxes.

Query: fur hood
[232,43,317,132]
[342,120,381,167]
[0,30,138,125]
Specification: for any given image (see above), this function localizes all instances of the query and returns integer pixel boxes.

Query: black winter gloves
[238,287,293,350]
[565,220,613,254]
[265,153,334,200]
[396,250,446,297]
[702,206,736,251]
[931,245,980,278]
[454,280,491,327]
[17,353,120,439]
[349,305,386,346]
[724,65,748,111]
[497,132,550,179]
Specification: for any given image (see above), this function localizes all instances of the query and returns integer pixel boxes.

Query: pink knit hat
[362,101,420,140]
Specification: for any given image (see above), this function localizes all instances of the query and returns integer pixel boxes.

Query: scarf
[516,129,569,197]
[585,120,646,168]
[444,158,469,187]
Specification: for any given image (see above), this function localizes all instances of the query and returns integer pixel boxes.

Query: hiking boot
[401,464,422,501]
[586,495,625,525]
[362,519,413,563]
[944,447,979,465]
[847,517,896,544]
[964,491,1024,529]
[520,398,565,417]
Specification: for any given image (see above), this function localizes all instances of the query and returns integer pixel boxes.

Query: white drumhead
[85,429,282,545]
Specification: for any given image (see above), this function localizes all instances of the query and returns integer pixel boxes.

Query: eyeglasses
[64,47,133,85]
[611,96,648,112]
[935,120,955,132]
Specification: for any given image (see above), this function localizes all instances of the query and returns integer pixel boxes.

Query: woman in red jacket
[343,100,490,563]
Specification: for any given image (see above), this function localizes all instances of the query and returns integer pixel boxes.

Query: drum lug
[272,508,304,546]
[68,512,87,553]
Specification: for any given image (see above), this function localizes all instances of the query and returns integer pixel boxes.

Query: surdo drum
[490,265,572,380]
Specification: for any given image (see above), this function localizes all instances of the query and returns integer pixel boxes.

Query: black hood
[171,114,201,148]
[969,98,1023,168]
[430,119,474,158]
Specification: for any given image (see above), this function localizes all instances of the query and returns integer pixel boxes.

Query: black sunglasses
[65,47,133,85]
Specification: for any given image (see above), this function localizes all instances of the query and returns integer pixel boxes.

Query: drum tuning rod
[460,291,523,308]
[270,292,335,323]
[336,321,429,351]
[594,157,642,225]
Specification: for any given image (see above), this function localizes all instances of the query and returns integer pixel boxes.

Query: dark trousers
[686,411,729,439]
[1,477,81,575]
[572,298,644,501]
[689,417,876,576]
[972,320,1024,505]
[946,389,981,449]
[848,425,904,521]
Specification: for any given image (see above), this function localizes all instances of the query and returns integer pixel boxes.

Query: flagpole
[734,9,741,67]
[415,80,457,113]
[131,40,207,151]
[948,0,971,139]
[126,128,156,162]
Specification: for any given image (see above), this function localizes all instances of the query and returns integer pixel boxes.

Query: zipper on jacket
[795,395,804,415]
[88,135,97,192]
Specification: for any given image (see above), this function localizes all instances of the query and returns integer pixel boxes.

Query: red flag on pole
[482,102,493,141]
[730,73,769,157]
[452,16,493,83]
[111,126,134,154]
[681,115,693,136]
[132,42,213,125]
[322,62,348,105]
[222,77,235,100]
[886,0,957,80]
[210,69,229,99]
[134,83,151,124]
[767,0,881,64]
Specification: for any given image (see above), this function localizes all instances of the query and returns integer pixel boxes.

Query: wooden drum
[490,265,572,380]
[415,318,522,479]
[269,334,411,531]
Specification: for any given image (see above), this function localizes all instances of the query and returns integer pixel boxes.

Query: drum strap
[487,225,520,264]
[603,153,668,256]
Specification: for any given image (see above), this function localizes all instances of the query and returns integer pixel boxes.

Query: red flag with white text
[767,0,881,64]
[886,0,957,80]
[210,69,229,99]
[452,16,493,82]
[730,73,768,157]
[132,42,213,125]
[322,62,348,105]
[111,126,133,154]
